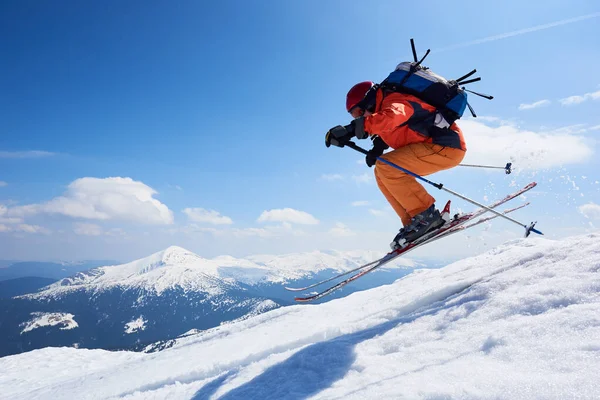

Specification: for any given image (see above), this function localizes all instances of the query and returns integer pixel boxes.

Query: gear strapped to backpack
[379,39,493,128]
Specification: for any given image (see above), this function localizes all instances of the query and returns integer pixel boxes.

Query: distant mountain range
[0,246,418,357]
[0,277,57,299]
[0,260,18,268]
[0,260,117,281]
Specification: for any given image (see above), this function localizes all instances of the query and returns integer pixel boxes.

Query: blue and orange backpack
[380,39,493,127]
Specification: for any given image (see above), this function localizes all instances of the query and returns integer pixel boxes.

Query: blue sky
[1,1,599,262]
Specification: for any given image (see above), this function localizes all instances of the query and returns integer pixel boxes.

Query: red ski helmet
[346,81,375,112]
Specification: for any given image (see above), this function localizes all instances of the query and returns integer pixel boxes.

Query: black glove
[325,124,354,148]
[325,117,367,148]
[365,136,389,167]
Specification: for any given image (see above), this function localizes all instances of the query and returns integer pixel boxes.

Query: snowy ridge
[220,299,280,326]
[3,233,599,399]
[25,247,418,299]
[210,249,415,284]
[20,312,78,334]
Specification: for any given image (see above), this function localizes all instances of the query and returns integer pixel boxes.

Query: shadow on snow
[192,282,480,400]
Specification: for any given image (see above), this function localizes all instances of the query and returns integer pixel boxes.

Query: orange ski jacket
[363,90,466,151]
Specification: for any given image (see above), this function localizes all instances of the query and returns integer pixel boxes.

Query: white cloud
[7,177,174,225]
[560,95,586,105]
[0,181,7,187]
[369,209,388,217]
[0,204,23,224]
[433,13,600,53]
[579,203,600,220]
[15,224,51,234]
[0,150,56,159]
[73,223,104,236]
[6,204,37,218]
[182,208,233,225]
[173,224,219,236]
[0,223,50,234]
[559,90,600,106]
[106,228,127,237]
[329,222,356,237]
[518,99,551,110]
[590,125,600,131]
[475,116,502,123]
[351,201,371,207]
[230,227,275,238]
[176,224,281,239]
[2,204,51,234]
[321,174,344,181]
[544,124,589,135]
[352,173,373,184]
[257,208,319,225]
[461,119,594,170]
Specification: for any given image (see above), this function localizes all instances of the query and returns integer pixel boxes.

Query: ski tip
[294,297,312,303]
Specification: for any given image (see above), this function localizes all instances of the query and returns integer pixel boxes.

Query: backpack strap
[401,101,462,149]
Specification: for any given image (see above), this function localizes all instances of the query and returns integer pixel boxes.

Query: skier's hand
[365,136,389,167]
[325,125,354,148]
[325,117,369,148]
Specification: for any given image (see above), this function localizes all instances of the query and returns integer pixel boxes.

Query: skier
[325,81,466,249]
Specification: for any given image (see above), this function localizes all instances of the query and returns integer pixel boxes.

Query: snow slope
[1,233,599,400]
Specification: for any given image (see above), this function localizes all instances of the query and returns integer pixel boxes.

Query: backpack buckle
[434,112,450,129]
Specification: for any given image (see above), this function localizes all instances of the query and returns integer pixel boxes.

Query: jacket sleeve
[363,100,415,137]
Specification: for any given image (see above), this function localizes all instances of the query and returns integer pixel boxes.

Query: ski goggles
[349,106,364,119]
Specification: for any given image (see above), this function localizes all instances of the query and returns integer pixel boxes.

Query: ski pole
[459,162,512,174]
[344,141,543,237]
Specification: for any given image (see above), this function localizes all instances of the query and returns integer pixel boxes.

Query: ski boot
[390,204,446,250]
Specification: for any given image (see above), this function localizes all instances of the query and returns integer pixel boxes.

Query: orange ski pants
[374,142,465,226]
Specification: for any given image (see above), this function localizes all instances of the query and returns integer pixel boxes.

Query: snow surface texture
[124,317,147,334]
[20,312,78,334]
[24,246,415,299]
[2,233,599,400]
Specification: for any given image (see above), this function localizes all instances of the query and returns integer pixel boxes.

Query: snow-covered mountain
[31,246,416,295]
[30,246,246,299]
[2,233,598,399]
[0,246,417,357]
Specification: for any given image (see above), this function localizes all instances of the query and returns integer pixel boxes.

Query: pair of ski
[287,182,537,302]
